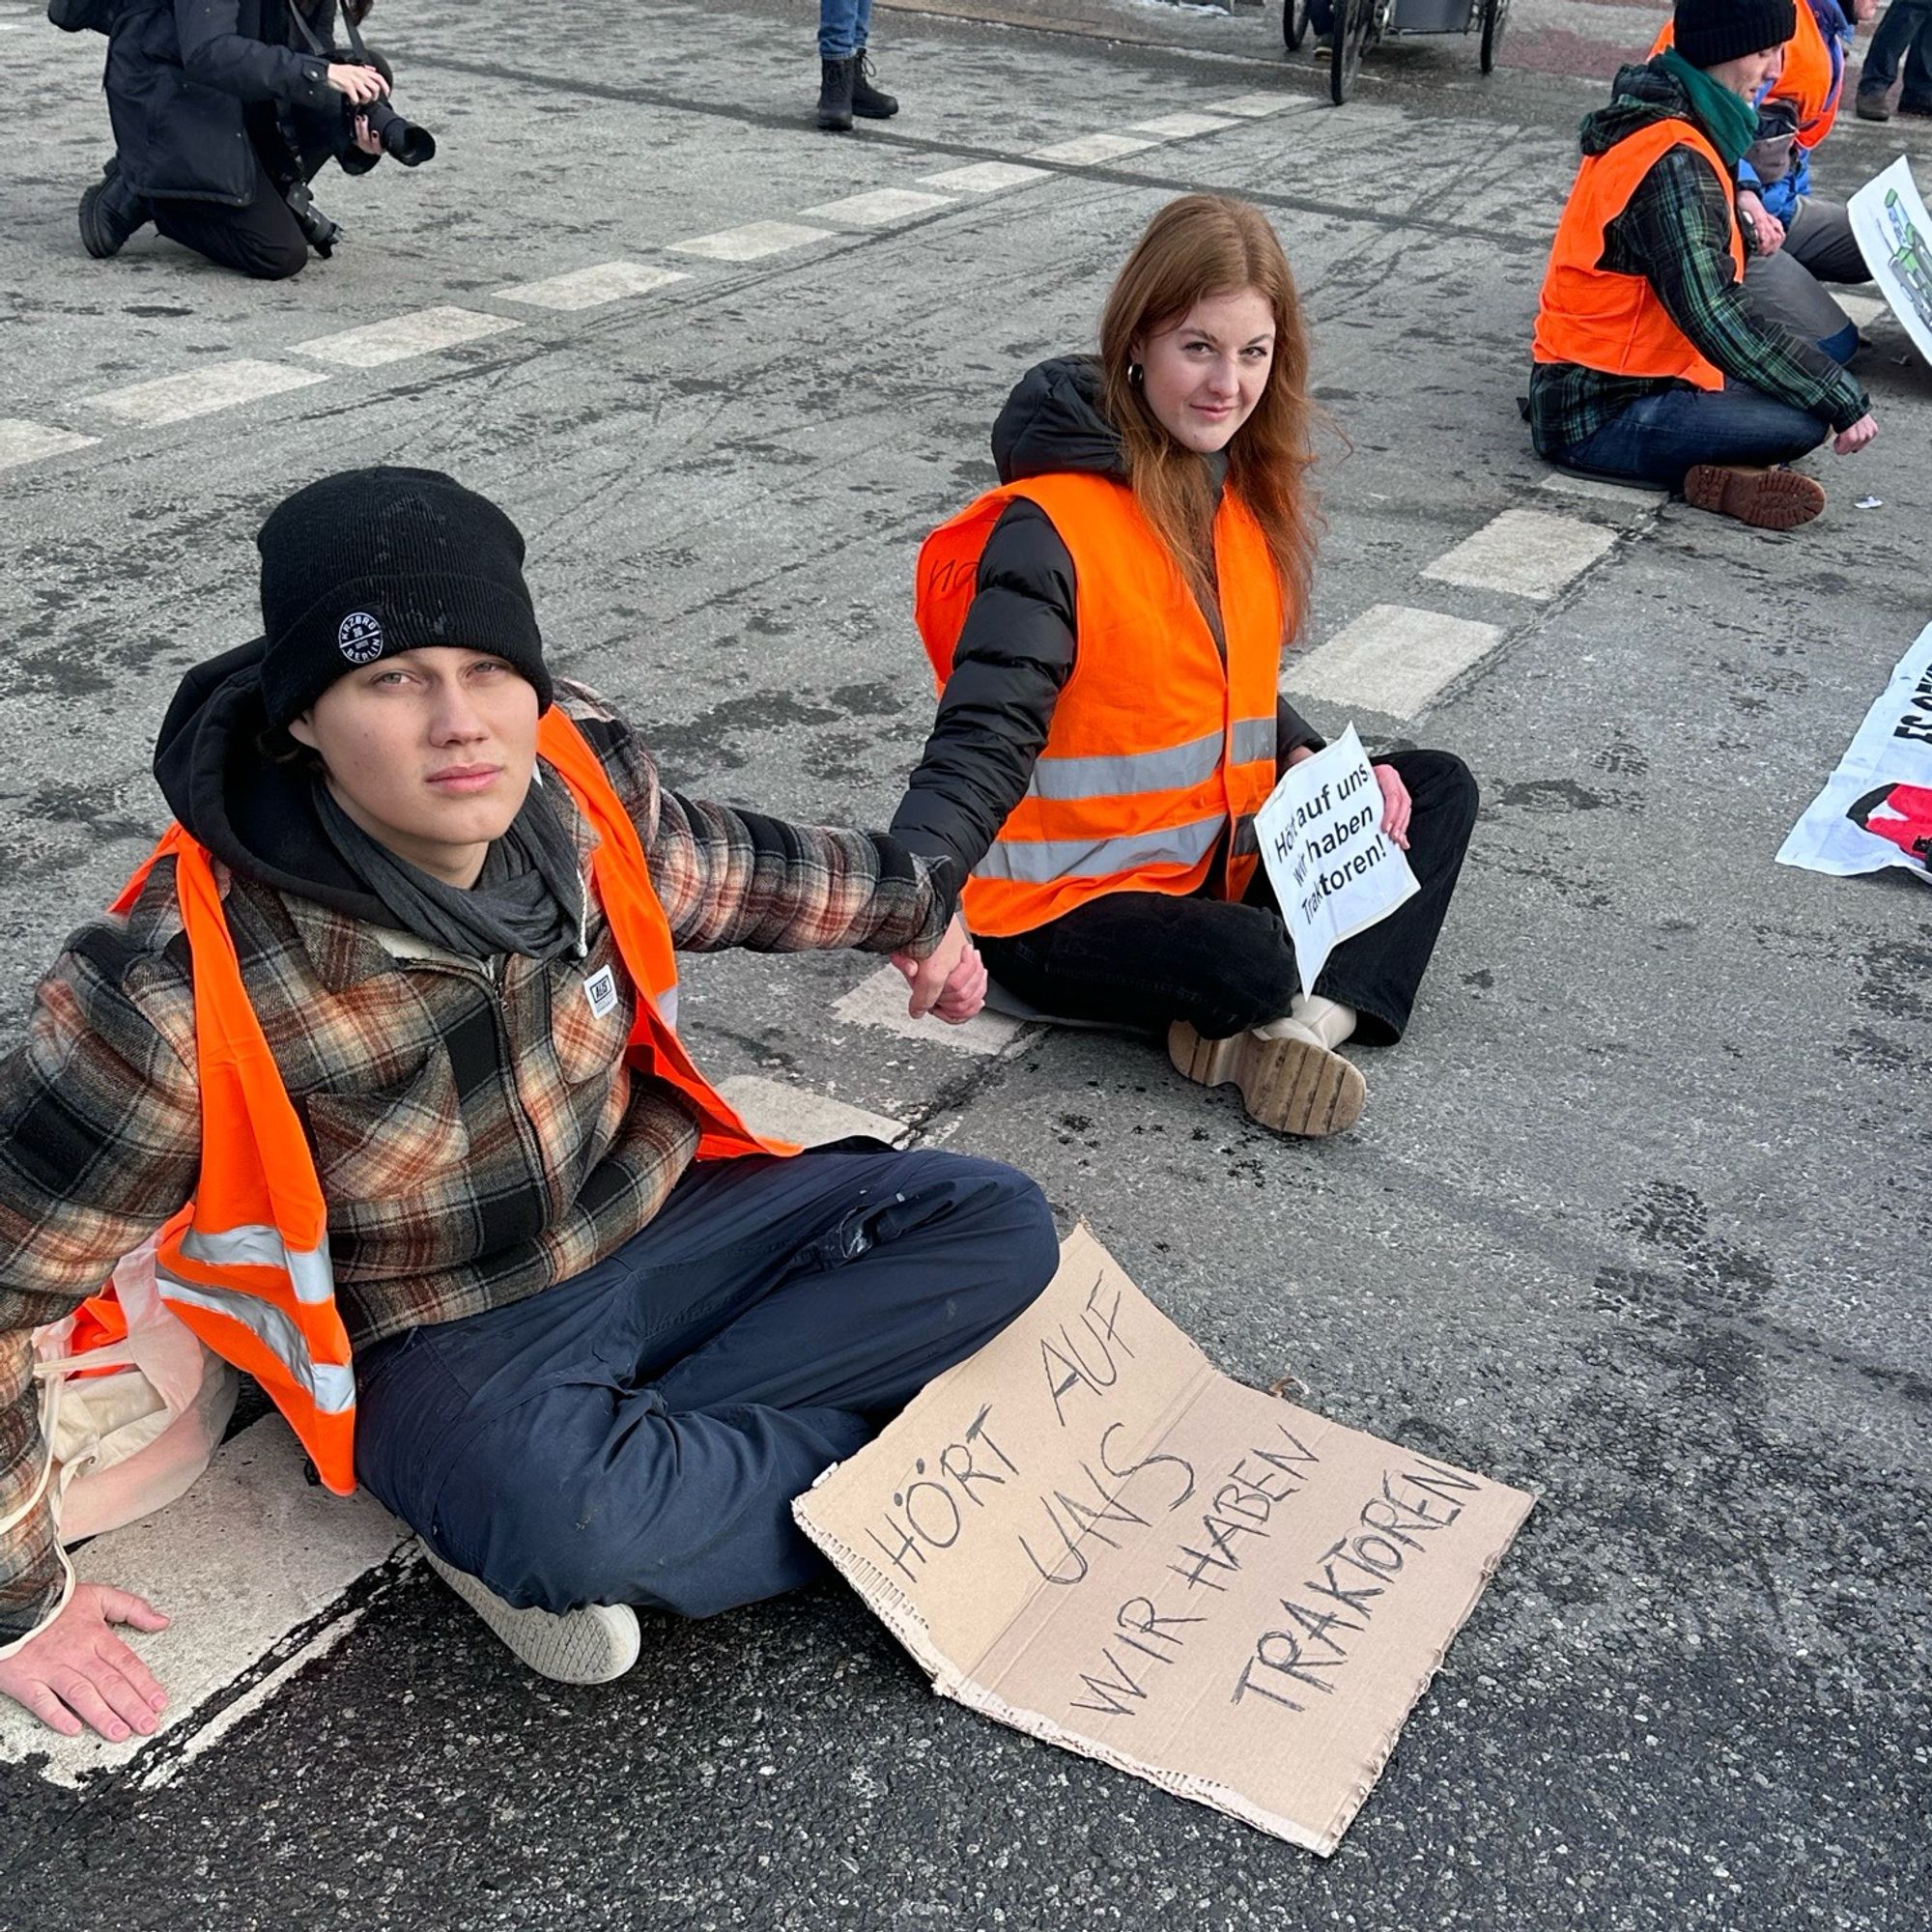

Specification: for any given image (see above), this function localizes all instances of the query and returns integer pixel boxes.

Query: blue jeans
[1551,384,1829,488]
[819,0,874,58]
[1859,0,1932,104]
[354,1145,1057,1618]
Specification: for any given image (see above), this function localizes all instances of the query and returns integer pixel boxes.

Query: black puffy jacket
[890,355,1321,893]
[104,0,358,203]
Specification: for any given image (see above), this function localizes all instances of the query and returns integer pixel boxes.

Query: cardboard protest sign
[1778,619,1932,884]
[795,1227,1534,1855]
[1850,156,1932,366]
[1254,724,1419,991]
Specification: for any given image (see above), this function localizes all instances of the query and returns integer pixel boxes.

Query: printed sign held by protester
[795,1227,1534,1856]
[1254,725,1420,992]
[1778,620,1932,883]
[1850,157,1932,366]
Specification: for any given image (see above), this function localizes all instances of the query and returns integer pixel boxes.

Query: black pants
[978,749,1478,1045]
[150,138,311,281]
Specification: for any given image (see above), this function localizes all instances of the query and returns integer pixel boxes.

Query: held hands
[1374,763,1412,851]
[326,62,389,104]
[0,1583,170,1740]
[1738,191,1784,256]
[1833,413,1879,456]
[892,914,987,1025]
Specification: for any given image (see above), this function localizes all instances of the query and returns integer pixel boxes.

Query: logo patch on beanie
[337,611,384,665]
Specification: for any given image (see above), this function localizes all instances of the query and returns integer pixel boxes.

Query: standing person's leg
[150,146,308,281]
[849,0,899,119]
[1857,0,1932,110]
[816,0,860,130]
[356,1145,1056,1623]
[1902,8,1932,108]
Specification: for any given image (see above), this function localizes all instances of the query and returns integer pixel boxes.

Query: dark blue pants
[1553,384,1829,489]
[354,1146,1057,1618]
[1859,0,1932,106]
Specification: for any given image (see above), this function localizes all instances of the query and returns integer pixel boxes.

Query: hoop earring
[1127,362,1144,388]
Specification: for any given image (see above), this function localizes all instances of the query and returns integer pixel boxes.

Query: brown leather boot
[1682,465,1826,530]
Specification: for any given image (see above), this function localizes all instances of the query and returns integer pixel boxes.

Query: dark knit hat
[255,467,551,727]
[1673,0,1795,68]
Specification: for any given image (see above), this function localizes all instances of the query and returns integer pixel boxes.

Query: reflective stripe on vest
[1649,10,1841,148]
[1532,120,1746,390]
[101,708,788,1496]
[916,471,1287,939]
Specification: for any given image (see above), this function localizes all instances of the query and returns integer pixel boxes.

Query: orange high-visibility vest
[915,470,1285,940]
[1532,119,1746,388]
[103,709,788,1495]
[1650,8,1841,147]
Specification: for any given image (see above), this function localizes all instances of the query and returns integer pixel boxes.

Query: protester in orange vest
[0,469,1055,1738]
[1652,0,1880,362]
[890,195,1479,1141]
[1529,0,1878,528]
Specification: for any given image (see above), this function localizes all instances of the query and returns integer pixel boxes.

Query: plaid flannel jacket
[1529,143,1870,457]
[0,686,948,1643]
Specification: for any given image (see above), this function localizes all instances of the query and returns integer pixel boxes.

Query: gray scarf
[316,777,585,963]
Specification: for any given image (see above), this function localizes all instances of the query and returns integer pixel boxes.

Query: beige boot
[1167,1011,1365,1138]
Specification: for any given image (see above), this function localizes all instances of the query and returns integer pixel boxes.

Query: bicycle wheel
[1331,0,1371,102]
[1285,0,1314,51]
[1480,0,1510,72]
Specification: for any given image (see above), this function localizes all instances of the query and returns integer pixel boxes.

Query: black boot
[78,157,150,260]
[850,48,899,119]
[815,56,855,132]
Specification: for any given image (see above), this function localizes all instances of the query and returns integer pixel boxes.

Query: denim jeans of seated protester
[1549,384,1830,490]
[818,0,873,59]
[353,1144,1057,1618]
[975,748,1479,1046]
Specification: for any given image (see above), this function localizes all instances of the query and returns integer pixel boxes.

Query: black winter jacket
[890,355,1321,895]
[105,0,365,203]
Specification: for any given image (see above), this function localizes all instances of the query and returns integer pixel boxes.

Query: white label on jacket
[583,965,619,1019]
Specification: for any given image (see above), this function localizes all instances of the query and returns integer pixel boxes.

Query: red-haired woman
[890,195,1478,1139]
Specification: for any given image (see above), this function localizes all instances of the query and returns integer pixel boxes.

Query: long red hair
[1098,194,1318,634]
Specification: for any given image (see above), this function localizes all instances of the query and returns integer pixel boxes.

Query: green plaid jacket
[0,685,948,1643]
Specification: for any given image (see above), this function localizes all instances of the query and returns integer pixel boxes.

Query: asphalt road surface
[1,0,1928,1926]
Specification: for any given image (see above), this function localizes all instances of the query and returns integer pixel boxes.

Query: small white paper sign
[1254,724,1419,992]
[1850,156,1932,367]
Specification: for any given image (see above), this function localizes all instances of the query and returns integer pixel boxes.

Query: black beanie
[256,467,552,727]
[1673,0,1795,68]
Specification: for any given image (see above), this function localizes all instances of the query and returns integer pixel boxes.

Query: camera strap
[286,1,372,65]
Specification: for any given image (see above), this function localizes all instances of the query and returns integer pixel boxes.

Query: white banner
[1850,156,1932,367]
[1255,724,1419,992]
[1776,621,1932,884]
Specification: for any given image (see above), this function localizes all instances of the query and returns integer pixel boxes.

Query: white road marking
[832,965,1025,1057]
[86,359,327,429]
[919,161,1052,194]
[1212,93,1300,116]
[718,1074,910,1147]
[1131,111,1236,137]
[493,261,690,312]
[1421,507,1618,602]
[1537,471,1669,511]
[669,220,834,262]
[800,188,954,227]
[1285,604,1507,719]
[1836,293,1888,330]
[291,305,522,369]
[0,1418,407,1787]
[1028,131,1159,165]
[0,419,99,472]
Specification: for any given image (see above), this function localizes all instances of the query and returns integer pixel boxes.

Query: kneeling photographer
[77,0,431,281]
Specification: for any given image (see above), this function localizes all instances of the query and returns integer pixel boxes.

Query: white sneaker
[419,1543,641,1685]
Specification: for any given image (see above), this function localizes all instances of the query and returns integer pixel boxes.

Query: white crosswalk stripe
[1537,471,1669,512]
[86,360,327,429]
[919,161,1054,194]
[1131,112,1237,137]
[800,188,955,227]
[1421,507,1619,602]
[1285,604,1507,719]
[1028,131,1159,164]
[669,220,834,262]
[832,965,1026,1057]
[493,262,690,311]
[718,1075,911,1147]
[0,418,98,471]
[291,306,522,369]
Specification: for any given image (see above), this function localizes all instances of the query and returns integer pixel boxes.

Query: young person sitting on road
[890,195,1479,1143]
[78,0,396,280]
[0,468,1052,1739]
[1651,0,1879,361]
[1529,0,1879,529]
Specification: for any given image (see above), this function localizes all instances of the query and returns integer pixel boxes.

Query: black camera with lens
[352,87,436,167]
